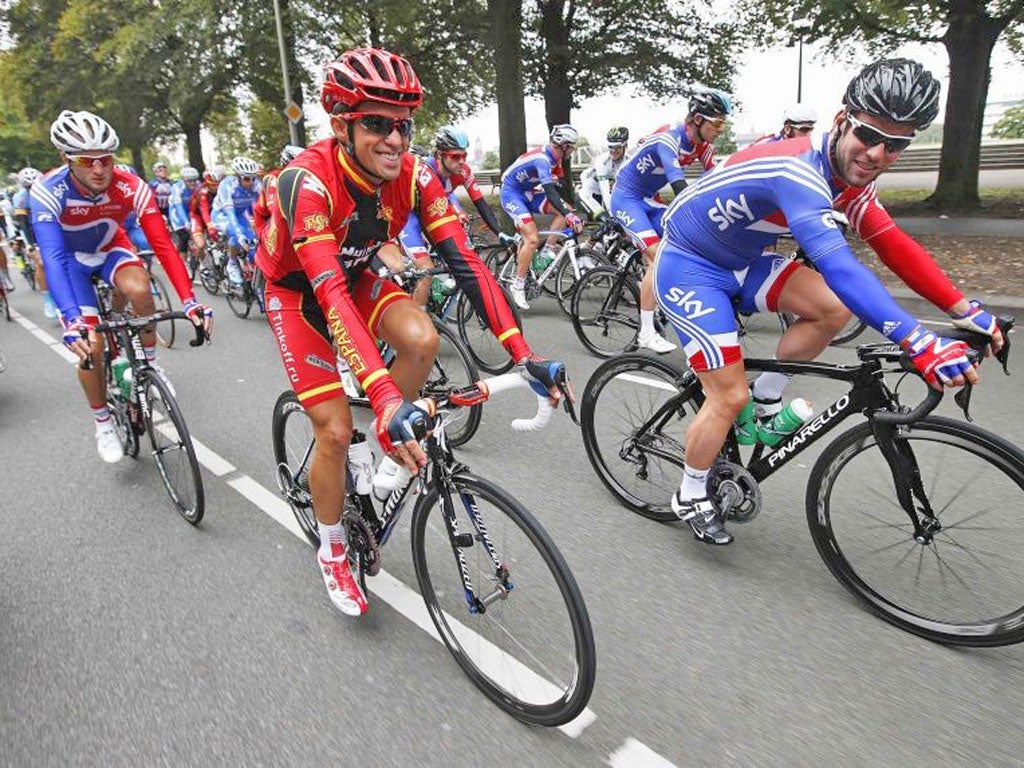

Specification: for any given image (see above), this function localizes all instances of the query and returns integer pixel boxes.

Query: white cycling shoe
[95,422,123,464]
[510,285,530,311]
[637,328,676,354]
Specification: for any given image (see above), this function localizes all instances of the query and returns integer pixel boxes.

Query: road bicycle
[199,235,229,296]
[580,317,1024,646]
[83,308,208,524]
[224,243,267,320]
[272,372,595,725]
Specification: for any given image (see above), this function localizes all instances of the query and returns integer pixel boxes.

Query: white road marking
[616,372,679,392]
[608,738,679,768]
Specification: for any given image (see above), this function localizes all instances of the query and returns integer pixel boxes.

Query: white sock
[92,406,111,426]
[640,310,655,335]
[319,521,346,560]
[144,344,157,363]
[512,276,525,290]
[678,463,709,500]
[752,371,791,410]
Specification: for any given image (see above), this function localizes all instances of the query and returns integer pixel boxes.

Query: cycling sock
[319,521,346,560]
[91,405,111,425]
[144,345,157,362]
[678,463,709,500]
[512,276,525,290]
[751,371,791,414]
[640,310,655,335]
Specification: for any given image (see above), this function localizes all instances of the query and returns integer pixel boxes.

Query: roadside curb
[888,285,1024,311]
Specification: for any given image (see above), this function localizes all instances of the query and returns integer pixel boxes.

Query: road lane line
[617,372,679,392]
[609,738,679,768]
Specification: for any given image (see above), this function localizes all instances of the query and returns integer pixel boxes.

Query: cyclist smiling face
[831,110,914,187]
[333,101,413,183]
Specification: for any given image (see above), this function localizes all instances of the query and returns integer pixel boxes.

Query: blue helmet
[688,88,733,118]
[434,125,470,152]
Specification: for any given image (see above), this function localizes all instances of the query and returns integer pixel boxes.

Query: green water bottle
[734,398,757,445]
[532,248,554,272]
[111,356,132,400]
[758,398,813,447]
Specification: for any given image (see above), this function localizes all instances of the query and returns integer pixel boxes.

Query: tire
[0,291,9,322]
[23,265,36,291]
[187,246,200,284]
[272,390,320,547]
[570,267,640,358]
[149,273,176,348]
[143,371,204,524]
[581,353,698,521]
[410,472,596,726]
[225,279,254,319]
[479,243,514,281]
[554,246,602,316]
[456,286,521,375]
[105,387,139,459]
[200,253,222,295]
[806,416,1024,646]
[426,322,482,447]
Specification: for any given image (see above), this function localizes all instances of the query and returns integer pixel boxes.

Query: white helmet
[17,167,41,188]
[153,160,168,172]
[280,144,304,166]
[50,110,120,154]
[549,124,579,146]
[181,166,200,181]
[231,156,260,177]
[783,103,817,124]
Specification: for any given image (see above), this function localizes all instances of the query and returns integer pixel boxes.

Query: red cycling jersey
[189,183,217,233]
[256,137,529,410]
[253,168,280,238]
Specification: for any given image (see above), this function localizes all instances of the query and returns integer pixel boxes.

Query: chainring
[708,460,762,523]
[344,509,381,577]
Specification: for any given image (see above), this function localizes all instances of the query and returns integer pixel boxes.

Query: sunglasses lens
[71,155,114,168]
[360,115,413,138]
[447,152,466,160]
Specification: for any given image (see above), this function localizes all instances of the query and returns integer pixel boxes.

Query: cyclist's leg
[541,198,566,250]
[500,188,540,280]
[64,262,109,421]
[106,250,156,350]
[615,195,673,349]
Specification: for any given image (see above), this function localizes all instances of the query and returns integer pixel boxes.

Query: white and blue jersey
[654,132,920,371]
[211,175,260,248]
[498,146,564,226]
[610,123,715,247]
[167,179,195,231]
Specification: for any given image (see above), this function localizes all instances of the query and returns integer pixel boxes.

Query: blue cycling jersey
[211,175,260,233]
[614,123,715,200]
[660,131,918,343]
[148,177,173,211]
[500,146,563,193]
[167,179,195,230]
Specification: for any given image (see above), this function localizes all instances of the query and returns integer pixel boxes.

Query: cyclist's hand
[902,327,977,390]
[516,355,574,405]
[498,232,516,246]
[565,212,584,233]
[206,224,219,239]
[183,298,213,340]
[375,396,431,474]
[62,317,91,360]
[950,299,1004,356]
[456,210,470,226]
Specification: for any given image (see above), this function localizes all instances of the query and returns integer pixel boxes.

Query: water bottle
[532,248,555,272]
[734,398,757,446]
[759,398,814,447]
[348,433,375,496]
[111,356,132,400]
[336,355,362,398]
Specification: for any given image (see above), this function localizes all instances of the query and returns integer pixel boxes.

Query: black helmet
[843,58,940,130]
[688,88,732,118]
[434,125,469,152]
[606,126,629,146]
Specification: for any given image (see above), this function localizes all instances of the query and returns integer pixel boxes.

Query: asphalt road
[2,275,1023,767]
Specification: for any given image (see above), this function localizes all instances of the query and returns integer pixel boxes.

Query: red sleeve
[841,185,963,312]
[253,185,270,237]
[279,167,402,408]
[461,167,485,203]
[134,183,195,303]
[415,160,531,362]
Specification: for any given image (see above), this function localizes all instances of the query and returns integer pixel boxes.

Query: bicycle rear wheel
[570,267,640,358]
[148,273,175,348]
[425,322,482,447]
[411,472,595,726]
[456,287,521,375]
[143,372,204,524]
[271,391,320,546]
[807,416,1024,646]
[105,388,139,459]
[225,280,254,319]
[582,353,698,521]
[0,290,9,322]
[554,246,604,316]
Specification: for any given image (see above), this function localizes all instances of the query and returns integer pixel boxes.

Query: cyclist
[753,103,818,145]
[12,167,59,318]
[254,144,303,239]
[576,126,629,222]
[190,166,223,271]
[398,125,506,305]
[499,124,584,310]
[30,110,212,463]
[148,161,174,222]
[211,156,260,286]
[168,165,200,263]
[256,47,569,617]
[611,88,731,353]
[654,59,1003,545]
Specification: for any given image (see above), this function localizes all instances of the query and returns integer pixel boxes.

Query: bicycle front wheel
[149,273,176,348]
[411,473,595,726]
[143,372,204,524]
[456,287,521,375]
[225,280,254,319]
[271,391,320,546]
[570,267,640,358]
[424,322,482,447]
[807,416,1024,646]
[582,353,697,521]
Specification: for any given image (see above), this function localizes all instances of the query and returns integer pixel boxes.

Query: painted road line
[617,372,679,392]
[608,738,679,768]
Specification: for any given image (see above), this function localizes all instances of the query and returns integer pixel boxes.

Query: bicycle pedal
[453,533,474,548]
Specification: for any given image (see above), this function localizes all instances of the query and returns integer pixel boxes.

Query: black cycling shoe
[671,492,733,545]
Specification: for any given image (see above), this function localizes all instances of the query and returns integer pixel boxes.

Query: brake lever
[556,373,580,426]
[954,383,974,422]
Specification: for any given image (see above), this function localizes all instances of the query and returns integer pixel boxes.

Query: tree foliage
[993,104,1024,138]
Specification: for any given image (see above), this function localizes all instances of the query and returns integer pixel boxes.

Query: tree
[993,104,1024,138]
[488,0,527,169]
[738,0,1024,210]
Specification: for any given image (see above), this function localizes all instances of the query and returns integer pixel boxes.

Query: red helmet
[321,48,423,115]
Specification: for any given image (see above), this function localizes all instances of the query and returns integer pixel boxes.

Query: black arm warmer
[474,198,502,235]
[541,182,572,217]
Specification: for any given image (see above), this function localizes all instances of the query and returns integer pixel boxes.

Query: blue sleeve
[535,157,554,186]
[449,192,465,214]
[29,196,80,320]
[655,142,685,185]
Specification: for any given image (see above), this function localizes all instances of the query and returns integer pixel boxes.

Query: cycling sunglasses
[444,151,467,161]
[846,114,914,153]
[67,154,114,169]
[789,123,815,134]
[339,112,415,139]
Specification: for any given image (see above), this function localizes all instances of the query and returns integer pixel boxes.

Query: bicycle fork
[872,422,941,543]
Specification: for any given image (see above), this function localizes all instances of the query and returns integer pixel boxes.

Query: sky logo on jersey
[116,181,133,197]
[707,194,755,231]
[634,154,657,175]
[515,169,530,184]
[664,287,715,319]
[614,209,636,227]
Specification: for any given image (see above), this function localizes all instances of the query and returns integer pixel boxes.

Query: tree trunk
[539,0,574,200]
[131,145,144,174]
[184,123,204,173]
[929,8,1003,209]
[489,0,527,171]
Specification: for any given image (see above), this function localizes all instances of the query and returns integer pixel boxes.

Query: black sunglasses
[846,114,913,153]
[339,111,415,139]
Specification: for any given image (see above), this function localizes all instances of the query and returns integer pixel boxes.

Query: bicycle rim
[807,417,1024,646]
[570,267,640,358]
[0,293,9,322]
[581,353,695,520]
[149,274,175,348]
[456,289,518,375]
[272,391,320,546]
[144,373,204,524]
[225,281,253,319]
[411,473,595,726]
